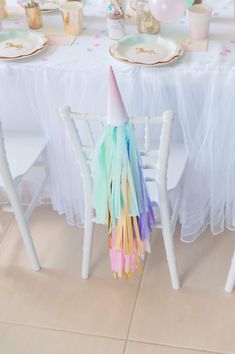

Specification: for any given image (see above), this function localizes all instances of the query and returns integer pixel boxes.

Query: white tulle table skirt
[1,0,235,242]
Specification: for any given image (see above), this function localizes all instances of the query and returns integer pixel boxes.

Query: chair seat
[0,131,47,187]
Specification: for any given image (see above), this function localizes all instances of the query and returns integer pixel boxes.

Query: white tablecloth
[1,0,235,241]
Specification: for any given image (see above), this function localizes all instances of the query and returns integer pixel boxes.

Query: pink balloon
[149,0,186,22]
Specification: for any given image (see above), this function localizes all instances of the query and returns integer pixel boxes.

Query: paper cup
[187,5,212,40]
[0,0,7,19]
[60,1,83,36]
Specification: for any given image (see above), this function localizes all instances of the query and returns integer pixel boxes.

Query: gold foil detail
[136,47,157,55]
[5,42,23,50]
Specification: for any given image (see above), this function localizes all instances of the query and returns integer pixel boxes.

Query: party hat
[107,66,129,127]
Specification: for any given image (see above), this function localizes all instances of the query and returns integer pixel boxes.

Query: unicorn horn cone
[107,66,129,127]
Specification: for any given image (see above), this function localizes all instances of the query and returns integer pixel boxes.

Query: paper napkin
[181,37,208,52]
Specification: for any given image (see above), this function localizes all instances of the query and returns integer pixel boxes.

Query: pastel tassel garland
[93,67,155,279]
[93,122,155,279]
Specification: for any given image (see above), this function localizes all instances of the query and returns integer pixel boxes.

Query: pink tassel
[109,231,143,279]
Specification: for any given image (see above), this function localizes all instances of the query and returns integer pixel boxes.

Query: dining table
[0,0,235,242]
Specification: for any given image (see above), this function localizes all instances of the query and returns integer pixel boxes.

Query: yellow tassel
[126,211,134,255]
[122,271,129,280]
[115,210,124,251]
[132,216,144,255]
[136,257,144,276]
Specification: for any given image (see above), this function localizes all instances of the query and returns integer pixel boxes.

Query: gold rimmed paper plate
[110,34,183,66]
[0,41,48,61]
[110,46,183,67]
[0,30,48,60]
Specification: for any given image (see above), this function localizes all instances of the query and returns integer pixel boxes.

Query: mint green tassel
[93,122,147,225]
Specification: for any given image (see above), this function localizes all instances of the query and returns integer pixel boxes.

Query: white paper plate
[41,0,65,12]
[110,34,183,65]
[0,30,48,59]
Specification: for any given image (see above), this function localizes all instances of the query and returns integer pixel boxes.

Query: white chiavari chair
[225,250,235,292]
[60,106,187,289]
[0,122,49,271]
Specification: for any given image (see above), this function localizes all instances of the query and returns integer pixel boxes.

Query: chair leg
[1,169,40,271]
[158,187,180,289]
[161,222,180,290]
[225,250,235,293]
[81,218,94,279]
[11,199,41,271]
[0,124,40,271]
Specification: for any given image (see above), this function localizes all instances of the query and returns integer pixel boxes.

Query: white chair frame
[225,250,235,292]
[0,123,49,271]
[60,105,185,289]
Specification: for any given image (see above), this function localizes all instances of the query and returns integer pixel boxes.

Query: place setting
[108,0,216,67]
[0,0,86,60]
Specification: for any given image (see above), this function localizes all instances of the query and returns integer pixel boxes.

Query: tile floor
[0,206,235,354]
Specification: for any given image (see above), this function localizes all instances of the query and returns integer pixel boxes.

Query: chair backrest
[59,106,174,217]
